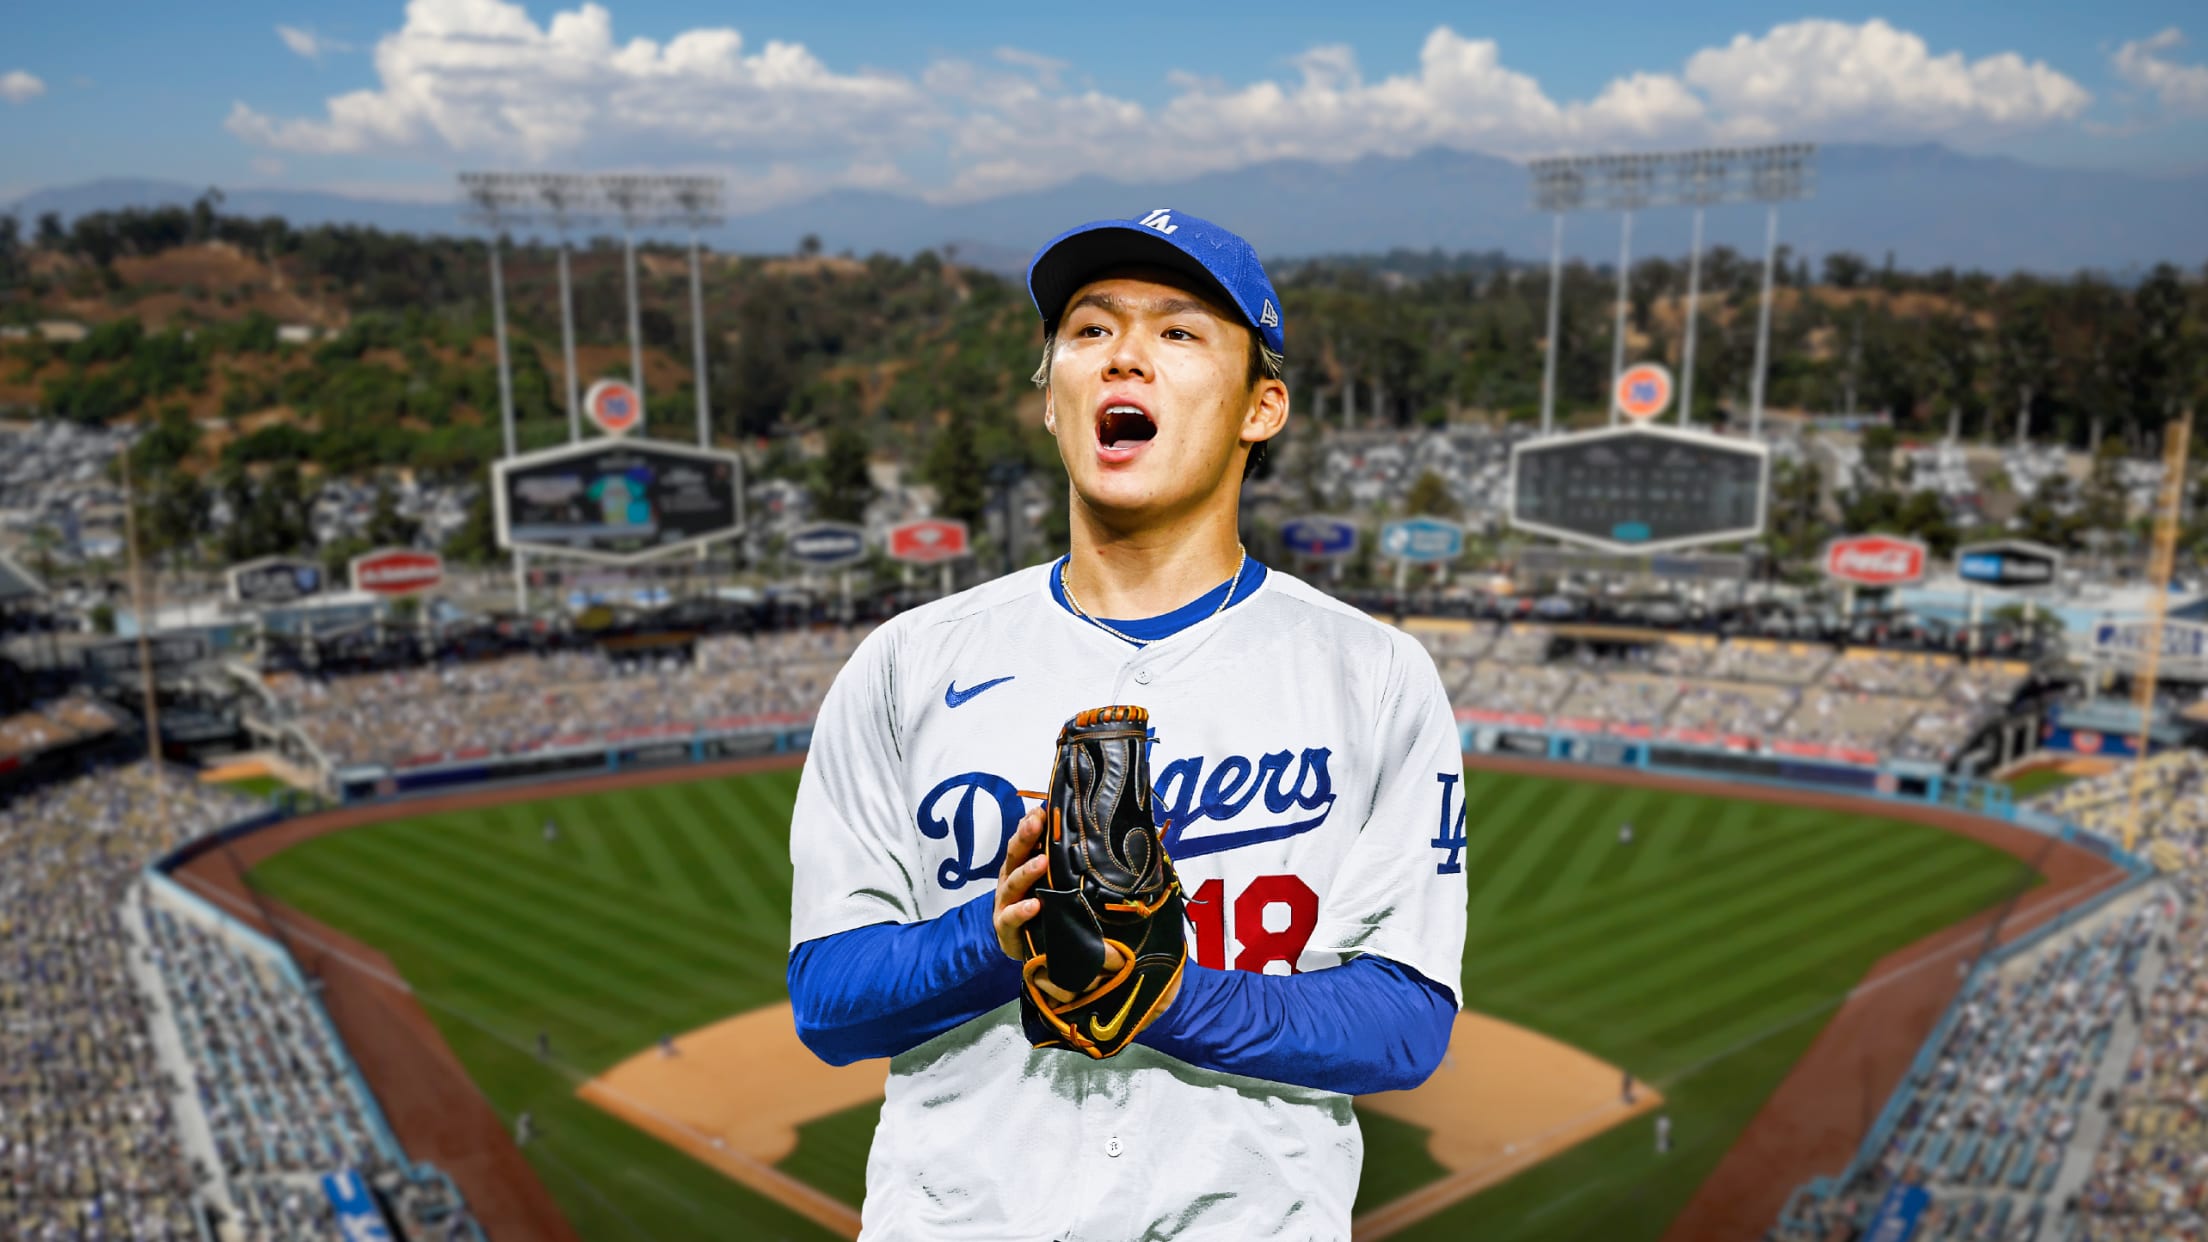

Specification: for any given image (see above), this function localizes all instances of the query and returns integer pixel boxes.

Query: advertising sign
[786,522,868,568]
[349,549,444,596]
[83,635,211,675]
[1380,517,1465,563]
[1822,536,1928,587]
[1614,362,1674,422]
[584,378,644,437]
[2093,620,2208,672]
[1956,540,2062,589]
[227,557,325,606]
[887,518,970,564]
[1510,426,1768,554]
[494,440,743,563]
[1281,516,1358,560]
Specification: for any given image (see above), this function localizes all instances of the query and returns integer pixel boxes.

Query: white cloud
[1684,19,2090,139]
[0,70,45,105]
[251,156,286,177]
[2113,28,2208,115]
[231,0,935,167]
[226,10,2097,209]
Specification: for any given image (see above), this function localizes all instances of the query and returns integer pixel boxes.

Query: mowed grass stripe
[315,825,786,991]
[1532,805,1643,907]
[1626,859,2029,1059]
[1602,797,1755,888]
[1561,841,2010,1033]
[721,777,802,899]
[627,786,729,913]
[1469,782,1609,919]
[1483,826,1958,1002]
[604,794,705,906]
[564,796,658,889]
[1465,820,1905,973]
[254,861,653,1050]
[1492,800,1612,914]
[1453,774,1561,883]
[270,838,769,1019]
[370,814,788,960]
[663,784,775,916]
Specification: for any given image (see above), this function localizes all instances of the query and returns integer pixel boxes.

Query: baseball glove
[1019,705,1187,1059]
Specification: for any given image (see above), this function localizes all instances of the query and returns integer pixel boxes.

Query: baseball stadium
[5,28,2208,1239]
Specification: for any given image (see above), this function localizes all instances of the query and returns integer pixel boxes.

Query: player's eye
[1073,323,1108,338]
[1162,327,1195,341]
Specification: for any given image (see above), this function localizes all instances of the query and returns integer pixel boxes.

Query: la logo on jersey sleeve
[1431,773,1468,875]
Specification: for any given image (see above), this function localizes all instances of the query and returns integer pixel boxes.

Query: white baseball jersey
[789,562,1468,1240]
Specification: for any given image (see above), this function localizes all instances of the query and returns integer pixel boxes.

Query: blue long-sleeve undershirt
[787,893,1457,1095]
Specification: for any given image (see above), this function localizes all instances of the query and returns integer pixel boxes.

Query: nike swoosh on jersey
[943,676,1015,708]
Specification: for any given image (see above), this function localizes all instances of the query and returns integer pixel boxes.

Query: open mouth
[1096,403,1158,451]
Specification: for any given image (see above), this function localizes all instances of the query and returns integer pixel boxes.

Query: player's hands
[995,807,1125,1000]
[995,807,1049,962]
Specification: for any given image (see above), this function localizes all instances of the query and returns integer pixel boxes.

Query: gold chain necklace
[1061,545,1248,646]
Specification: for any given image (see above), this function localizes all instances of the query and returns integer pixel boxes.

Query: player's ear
[1241,376,1287,449]
[1044,392,1057,436]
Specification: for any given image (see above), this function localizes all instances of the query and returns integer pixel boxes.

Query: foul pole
[2123,408,2194,854]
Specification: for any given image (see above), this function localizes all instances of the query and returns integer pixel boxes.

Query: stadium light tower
[664,177,727,449]
[459,172,533,613]
[532,174,597,443]
[599,176,656,414]
[1525,144,1817,435]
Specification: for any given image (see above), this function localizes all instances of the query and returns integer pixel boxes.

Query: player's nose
[1103,335,1150,380]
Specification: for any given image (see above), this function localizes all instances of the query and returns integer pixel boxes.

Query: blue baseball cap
[1027,209,1285,357]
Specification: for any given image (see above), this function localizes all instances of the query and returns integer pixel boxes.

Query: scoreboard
[494,440,743,562]
[1509,426,1768,554]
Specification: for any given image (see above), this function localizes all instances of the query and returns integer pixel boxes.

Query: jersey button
[1105,1137,1124,1158]
[1133,669,1152,685]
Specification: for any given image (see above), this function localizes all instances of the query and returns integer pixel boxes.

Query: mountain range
[8,143,2204,276]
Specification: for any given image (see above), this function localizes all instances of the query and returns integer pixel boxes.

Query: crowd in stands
[1770,752,2208,1241]
[1406,620,2030,763]
[0,695,117,764]
[142,903,479,1241]
[0,764,258,1239]
[258,627,870,769]
[0,760,481,1239]
[2045,756,2208,1237]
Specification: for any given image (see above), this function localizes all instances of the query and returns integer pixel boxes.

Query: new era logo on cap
[1027,208,1286,358]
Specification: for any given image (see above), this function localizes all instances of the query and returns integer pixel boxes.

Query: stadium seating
[258,626,873,770]
[0,761,484,1240]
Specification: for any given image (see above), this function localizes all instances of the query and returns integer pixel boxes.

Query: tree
[922,411,990,531]
[444,486,499,565]
[148,469,211,566]
[365,477,420,547]
[34,211,63,250]
[215,465,258,563]
[814,424,874,523]
[1401,470,1460,518]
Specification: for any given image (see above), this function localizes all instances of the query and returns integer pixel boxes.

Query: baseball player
[787,209,1468,1239]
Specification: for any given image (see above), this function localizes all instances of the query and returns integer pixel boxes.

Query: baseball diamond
[202,755,2086,1242]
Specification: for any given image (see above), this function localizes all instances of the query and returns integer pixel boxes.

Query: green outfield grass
[249,765,2037,1242]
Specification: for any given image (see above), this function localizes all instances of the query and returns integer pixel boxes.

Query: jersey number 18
[1186,875,1320,974]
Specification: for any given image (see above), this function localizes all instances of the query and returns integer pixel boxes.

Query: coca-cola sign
[1822,536,1927,587]
[349,549,444,596]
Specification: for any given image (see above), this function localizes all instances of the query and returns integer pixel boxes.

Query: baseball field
[245,763,2042,1241]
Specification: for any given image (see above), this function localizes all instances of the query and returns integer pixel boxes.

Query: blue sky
[4,1,2206,208]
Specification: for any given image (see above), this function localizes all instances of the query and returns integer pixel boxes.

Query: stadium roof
[0,554,46,604]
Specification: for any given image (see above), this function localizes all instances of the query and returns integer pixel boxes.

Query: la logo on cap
[1140,208,1178,235]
